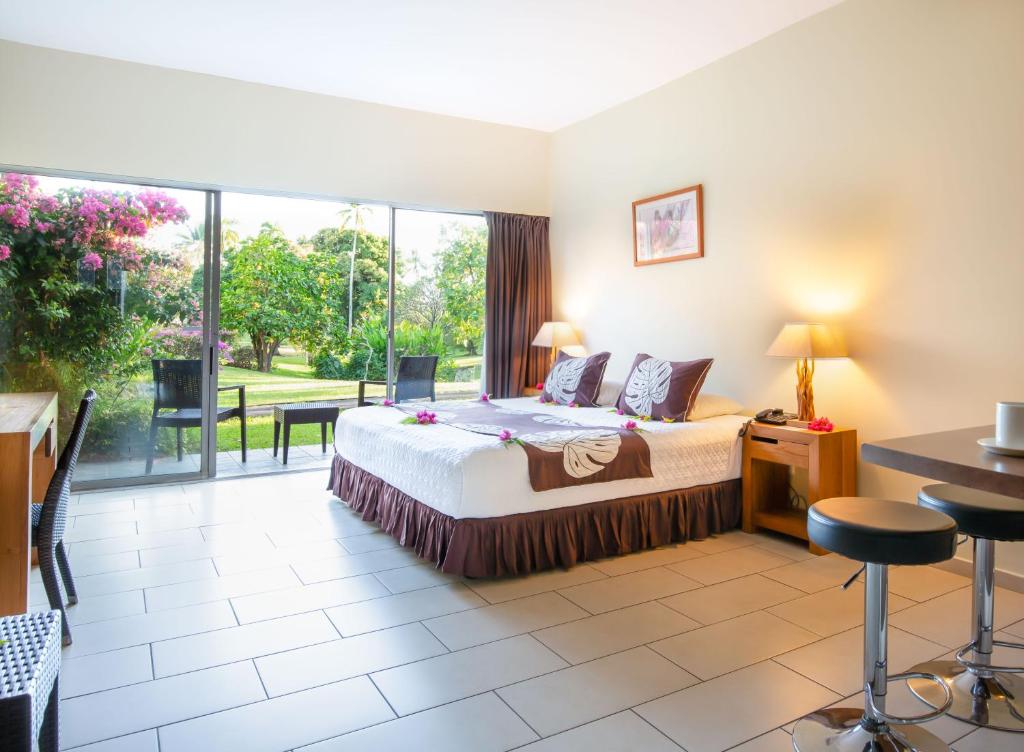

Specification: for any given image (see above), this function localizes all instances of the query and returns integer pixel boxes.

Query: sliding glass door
[215,192,388,474]
[391,209,487,401]
[0,171,216,487]
[1,167,488,488]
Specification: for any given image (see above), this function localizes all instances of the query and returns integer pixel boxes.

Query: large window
[0,172,215,485]
[0,170,488,487]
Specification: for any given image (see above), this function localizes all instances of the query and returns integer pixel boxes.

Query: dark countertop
[862,425,1024,500]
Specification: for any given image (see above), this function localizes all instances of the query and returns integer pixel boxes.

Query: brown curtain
[484,212,552,398]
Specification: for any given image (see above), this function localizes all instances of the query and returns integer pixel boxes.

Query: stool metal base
[793,708,949,751]
[908,660,1024,732]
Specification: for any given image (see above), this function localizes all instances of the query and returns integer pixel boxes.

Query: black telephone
[755,408,797,425]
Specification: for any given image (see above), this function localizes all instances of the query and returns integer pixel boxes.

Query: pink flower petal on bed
[480,393,490,402]
[623,420,638,431]
[498,429,512,442]
[616,408,624,415]
[382,399,395,407]
[536,382,545,390]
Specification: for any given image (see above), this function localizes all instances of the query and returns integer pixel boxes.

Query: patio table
[273,402,340,464]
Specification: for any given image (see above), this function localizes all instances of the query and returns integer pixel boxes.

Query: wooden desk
[742,422,857,554]
[862,425,1024,500]
[0,392,58,616]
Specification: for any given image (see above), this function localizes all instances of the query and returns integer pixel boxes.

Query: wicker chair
[144,359,246,474]
[33,390,96,646]
[0,611,62,752]
[357,355,438,406]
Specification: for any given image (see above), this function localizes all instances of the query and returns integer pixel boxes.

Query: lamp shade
[766,323,847,359]
[531,321,580,349]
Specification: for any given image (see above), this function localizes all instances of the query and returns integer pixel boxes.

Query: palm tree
[175,220,240,255]
[338,204,372,335]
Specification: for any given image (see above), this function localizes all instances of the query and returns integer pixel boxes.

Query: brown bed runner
[395,401,653,492]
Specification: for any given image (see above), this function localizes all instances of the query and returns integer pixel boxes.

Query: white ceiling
[0,0,842,131]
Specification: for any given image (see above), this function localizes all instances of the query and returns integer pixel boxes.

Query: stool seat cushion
[918,484,1024,542]
[808,497,957,565]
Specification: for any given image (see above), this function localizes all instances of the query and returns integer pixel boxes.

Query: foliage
[231,344,257,370]
[301,226,390,356]
[396,275,446,330]
[149,326,234,365]
[219,224,318,372]
[435,223,487,355]
[339,313,455,381]
[312,351,346,380]
[123,247,201,325]
[0,173,189,432]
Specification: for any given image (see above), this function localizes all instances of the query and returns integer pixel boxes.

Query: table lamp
[531,321,580,368]
[766,322,847,421]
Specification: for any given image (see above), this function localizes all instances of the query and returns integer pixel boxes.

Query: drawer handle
[751,436,778,445]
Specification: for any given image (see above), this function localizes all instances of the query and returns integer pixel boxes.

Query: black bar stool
[907,483,1024,732]
[793,497,958,752]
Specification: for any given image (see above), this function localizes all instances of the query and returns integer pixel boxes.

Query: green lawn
[217,353,482,409]
[209,351,483,450]
[215,414,325,452]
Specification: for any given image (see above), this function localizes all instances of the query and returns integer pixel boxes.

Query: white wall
[550,0,1024,575]
[0,41,549,215]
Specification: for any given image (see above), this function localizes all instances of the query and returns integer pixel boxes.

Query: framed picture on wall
[632,184,703,266]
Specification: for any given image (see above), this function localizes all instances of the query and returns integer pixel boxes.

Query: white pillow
[597,380,623,407]
[597,380,740,420]
[688,393,744,420]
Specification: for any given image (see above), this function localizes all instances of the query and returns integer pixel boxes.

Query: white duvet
[334,397,746,519]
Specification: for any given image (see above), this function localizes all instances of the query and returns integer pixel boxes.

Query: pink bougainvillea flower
[498,429,513,442]
[480,393,490,402]
[535,382,544,391]
[382,398,395,407]
[415,410,437,425]
[141,346,153,357]
[538,396,546,403]
[0,244,10,262]
[81,252,103,271]
[623,420,639,431]
[616,408,624,416]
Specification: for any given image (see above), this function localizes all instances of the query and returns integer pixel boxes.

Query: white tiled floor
[38,470,1024,751]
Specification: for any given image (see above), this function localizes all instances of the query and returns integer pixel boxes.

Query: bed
[328,397,746,577]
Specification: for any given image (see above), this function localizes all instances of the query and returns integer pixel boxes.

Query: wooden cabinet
[0,392,58,615]
[742,422,857,555]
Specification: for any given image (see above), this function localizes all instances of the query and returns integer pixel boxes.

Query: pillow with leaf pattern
[540,351,611,407]
[616,353,714,421]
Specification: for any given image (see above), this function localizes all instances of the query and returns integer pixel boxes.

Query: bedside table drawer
[748,435,809,468]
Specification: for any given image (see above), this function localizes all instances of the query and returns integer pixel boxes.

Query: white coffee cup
[995,401,1024,449]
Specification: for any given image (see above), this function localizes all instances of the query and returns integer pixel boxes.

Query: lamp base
[796,357,815,422]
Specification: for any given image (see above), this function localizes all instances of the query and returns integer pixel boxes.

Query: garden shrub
[231,345,257,370]
[340,314,455,381]
[313,351,346,380]
[0,173,189,441]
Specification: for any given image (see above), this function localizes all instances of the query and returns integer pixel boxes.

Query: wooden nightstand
[742,422,857,555]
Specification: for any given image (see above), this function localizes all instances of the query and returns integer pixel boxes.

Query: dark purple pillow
[541,351,611,407]
[616,354,714,421]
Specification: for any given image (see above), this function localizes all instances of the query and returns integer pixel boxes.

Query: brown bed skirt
[327,454,742,578]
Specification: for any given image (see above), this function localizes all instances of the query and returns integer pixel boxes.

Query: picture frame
[632,183,703,266]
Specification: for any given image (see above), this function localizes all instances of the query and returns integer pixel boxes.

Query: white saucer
[977,437,1024,457]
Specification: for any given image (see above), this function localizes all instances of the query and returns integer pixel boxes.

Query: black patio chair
[358,355,438,406]
[145,359,246,474]
[33,389,96,646]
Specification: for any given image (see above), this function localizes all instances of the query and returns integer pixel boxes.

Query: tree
[435,223,487,355]
[219,224,317,372]
[337,204,374,336]
[397,276,446,330]
[302,226,390,354]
